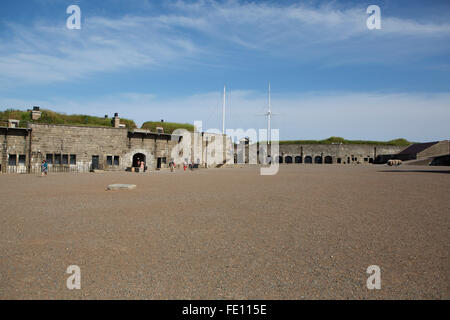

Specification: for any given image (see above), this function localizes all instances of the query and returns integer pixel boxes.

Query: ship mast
[222,85,226,135]
[266,82,272,144]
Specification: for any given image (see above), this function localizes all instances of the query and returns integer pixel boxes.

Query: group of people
[167,159,198,172]
[136,159,145,171]
[168,159,196,172]
[182,160,196,171]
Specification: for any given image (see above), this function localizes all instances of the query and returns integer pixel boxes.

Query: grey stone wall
[1,123,234,173]
[29,123,131,172]
[235,142,407,165]
[1,128,30,173]
[3,122,411,173]
[278,143,407,164]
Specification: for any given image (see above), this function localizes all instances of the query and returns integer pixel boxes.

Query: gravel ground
[0,165,449,299]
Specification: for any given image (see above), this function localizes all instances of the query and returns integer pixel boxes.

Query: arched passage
[277,156,283,164]
[295,156,302,163]
[324,156,333,164]
[314,156,323,164]
[132,153,146,167]
[304,156,312,164]
[285,156,293,163]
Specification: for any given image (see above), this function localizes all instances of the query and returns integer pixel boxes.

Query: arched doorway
[324,156,333,164]
[277,156,283,164]
[314,156,323,164]
[285,156,293,163]
[295,156,302,163]
[304,156,312,164]
[132,153,146,167]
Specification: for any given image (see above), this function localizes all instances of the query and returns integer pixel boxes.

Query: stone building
[0,114,233,174]
[276,143,406,164]
[235,142,406,164]
[234,139,449,166]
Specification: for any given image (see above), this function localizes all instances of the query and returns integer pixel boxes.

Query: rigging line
[203,90,222,128]
[225,86,231,131]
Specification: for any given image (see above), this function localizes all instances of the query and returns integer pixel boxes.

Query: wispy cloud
[0,0,449,85]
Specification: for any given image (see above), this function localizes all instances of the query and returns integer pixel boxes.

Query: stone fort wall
[1,123,233,173]
[235,142,406,164]
[1,122,410,173]
[278,143,406,164]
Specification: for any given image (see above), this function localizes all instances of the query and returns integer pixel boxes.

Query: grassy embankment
[0,108,137,129]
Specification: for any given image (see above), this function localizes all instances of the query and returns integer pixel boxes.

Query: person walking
[41,160,48,176]
[183,160,187,172]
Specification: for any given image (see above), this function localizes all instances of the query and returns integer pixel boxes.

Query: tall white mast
[222,85,226,135]
[267,82,271,144]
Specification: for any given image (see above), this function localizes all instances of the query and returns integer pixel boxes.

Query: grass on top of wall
[253,137,411,146]
[279,137,411,146]
[0,108,137,129]
[140,121,195,134]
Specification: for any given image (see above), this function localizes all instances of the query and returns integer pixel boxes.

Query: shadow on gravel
[378,169,450,174]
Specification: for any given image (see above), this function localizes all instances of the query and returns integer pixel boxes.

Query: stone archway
[304,156,312,164]
[314,156,323,164]
[295,156,302,163]
[285,156,293,163]
[324,156,333,164]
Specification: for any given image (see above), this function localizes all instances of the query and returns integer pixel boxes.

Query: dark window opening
[285,156,293,163]
[107,156,113,166]
[157,157,162,169]
[19,155,26,165]
[337,158,342,164]
[70,154,76,165]
[46,154,53,164]
[295,156,302,163]
[55,154,61,165]
[304,156,312,164]
[62,154,69,165]
[114,156,119,166]
[8,154,17,166]
[92,155,100,170]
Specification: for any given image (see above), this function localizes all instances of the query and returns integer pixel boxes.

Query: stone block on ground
[106,184,136,191]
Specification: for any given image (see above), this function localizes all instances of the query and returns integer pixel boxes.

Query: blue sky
[0,0,449,141]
